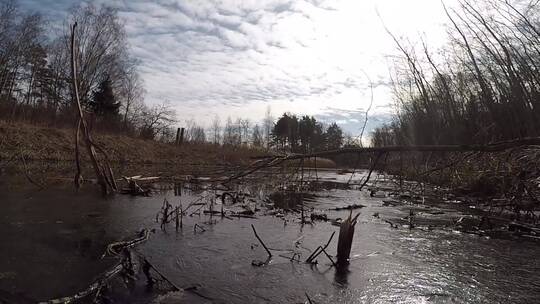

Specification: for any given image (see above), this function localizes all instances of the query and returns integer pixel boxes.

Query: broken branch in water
[226,137,540,183]
[43,230,151,303]
[121,176,150,196]
[251,224,272,258]
[321,247,337,268]
[101,229,150,258]
[40,262,124,304]
[306,292,315,304]
[139,255,181,291]
[329,204,365,211]
[194,223,206,233]
[306,231,336,264]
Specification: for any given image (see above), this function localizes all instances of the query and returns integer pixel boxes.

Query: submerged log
[102,229,150,258]
[121,176,151,196]
[330,204,365,211]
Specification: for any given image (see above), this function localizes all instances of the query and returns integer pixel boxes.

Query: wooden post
[179,128,185,146]
[175,128,181,145]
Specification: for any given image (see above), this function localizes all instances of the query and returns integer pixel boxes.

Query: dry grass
[0,120,262,168]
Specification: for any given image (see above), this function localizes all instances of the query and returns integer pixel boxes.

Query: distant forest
[0,1,183,140]
[5,0,537,153]
[372,0,540,147]
[0,0,355,152]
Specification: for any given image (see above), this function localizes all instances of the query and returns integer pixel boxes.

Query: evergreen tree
[91,77,120,120]
[325,123,343,150]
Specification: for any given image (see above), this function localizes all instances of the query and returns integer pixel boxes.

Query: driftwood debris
[224,137,540,185]
[251,224,272,259]
[336,211,360,267]
[43,230,152,304]
[121,176,151,196]
[41,262,124,304]
[329,204,365,211]
[194,223,206,233]
[102,229,150,258]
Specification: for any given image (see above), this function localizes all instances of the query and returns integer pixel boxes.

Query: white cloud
[20,0,459,134]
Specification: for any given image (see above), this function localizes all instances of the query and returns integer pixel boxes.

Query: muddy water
[1,171,540,303]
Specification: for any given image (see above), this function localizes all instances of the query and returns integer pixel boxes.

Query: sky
[18,0,456,137]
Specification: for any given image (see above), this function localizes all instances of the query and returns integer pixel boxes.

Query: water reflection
[1,171,540,303]
[334,267,351,288]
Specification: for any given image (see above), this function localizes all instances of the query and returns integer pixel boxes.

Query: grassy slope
[0,121,260,167]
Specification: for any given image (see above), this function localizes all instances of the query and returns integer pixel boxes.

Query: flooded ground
[1,170,540,303]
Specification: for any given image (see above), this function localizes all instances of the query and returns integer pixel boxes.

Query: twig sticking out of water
[305,231,336,264]
[175,206,180,231]
[160,198,173,230]
[321,247,337,268]
[251,224,272,258]
[194,223,206,233]
[306,292,315,304]
[140,256,180,291]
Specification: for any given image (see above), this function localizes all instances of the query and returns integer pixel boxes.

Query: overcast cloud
[18,0,455,136]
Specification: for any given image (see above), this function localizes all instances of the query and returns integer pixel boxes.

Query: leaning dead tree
[71,22,117,195]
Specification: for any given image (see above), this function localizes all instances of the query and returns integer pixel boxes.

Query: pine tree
[91,77,120,120]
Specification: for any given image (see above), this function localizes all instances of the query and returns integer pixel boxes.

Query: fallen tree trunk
[257,137,540,161]
[223,137,540,184]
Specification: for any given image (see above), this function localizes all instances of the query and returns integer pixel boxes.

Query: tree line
[372,0,540,147]
[181,109,357,153]
[270,113,347,153]
[0,0,175,139]
[0,0,355,152]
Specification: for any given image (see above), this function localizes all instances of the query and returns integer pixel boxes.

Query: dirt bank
[0,121,337,183]
[0,121,270,184]
[0,121,262,165]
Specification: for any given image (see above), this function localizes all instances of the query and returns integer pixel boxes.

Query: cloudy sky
[19,0,456,136]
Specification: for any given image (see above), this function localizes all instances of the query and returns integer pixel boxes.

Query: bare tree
[139,101,176,140]
[223,116,235,146]
[252,124,263,147]
[65,4,129,106]
[240,118,251,145]
[211,115,221,145]
[262,106,274,149]
[119,68,144,132]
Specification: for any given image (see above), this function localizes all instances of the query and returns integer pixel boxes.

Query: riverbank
[0,120,262,165]
[0,121,341,188]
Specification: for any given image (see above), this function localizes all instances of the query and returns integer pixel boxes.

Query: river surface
[1,171,539,303]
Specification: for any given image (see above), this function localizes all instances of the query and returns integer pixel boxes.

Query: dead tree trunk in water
[70,22,116,196]
[336,211,360,267]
